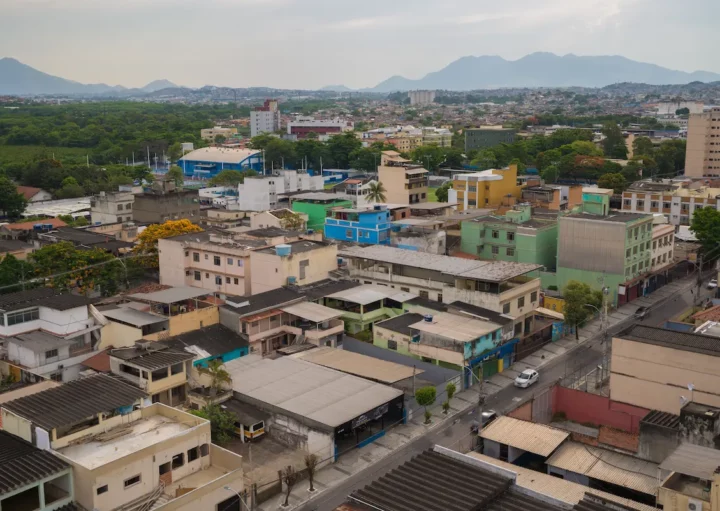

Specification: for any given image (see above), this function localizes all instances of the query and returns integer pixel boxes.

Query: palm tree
[367,181,387,203]
[200,359,232,396]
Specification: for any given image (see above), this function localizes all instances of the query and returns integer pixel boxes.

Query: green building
[556,188,653,305]
[464,127,516,152]
[460,204,558,287]
[290,193,352,233]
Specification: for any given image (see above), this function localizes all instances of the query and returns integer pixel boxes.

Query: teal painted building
[556,188,654,305]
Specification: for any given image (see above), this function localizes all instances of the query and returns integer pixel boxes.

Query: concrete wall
[638,424,679,463]
[249,244,337,294]
[99,321,143,350]
[558,217,626,274]
[0,408,33,441]
[482,439,501,459]
[271,414,334,467]
[611,336,720,414]
[552,385,649,433]
[0,304,91,337]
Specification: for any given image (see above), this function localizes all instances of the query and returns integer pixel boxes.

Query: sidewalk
[257,277,692,510]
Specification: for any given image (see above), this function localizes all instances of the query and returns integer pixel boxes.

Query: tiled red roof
[449,251,478,260]
[692,305,720,322]
[81,350,111,373]
[4,218,67,231]
[16,185,42,200]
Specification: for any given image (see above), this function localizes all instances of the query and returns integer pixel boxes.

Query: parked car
[514,369,539,388]
[470,410,498,434]
[634,306,648,320]
[708,279,718,290]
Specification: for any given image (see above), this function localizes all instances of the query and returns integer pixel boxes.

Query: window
[6,308,39,326]
[518,297,525,308]
[215,276,222,285]
[507,232,515,241]
[97,485,108,495]
[651,201,658,208]
[531,291,537,302]
[299,259,309,280]
[193,252,200,262]
[653,241,657,249]
[187,447,199,462]
[234,278,239,285]
[663,202,671,209]
[159,462,171,475]
[623,199,631,207]
[49,371,62,382]
[194,271,201,281]
[184,250,189,257]
[514,323,522,336]
[491,246,499,254]
[227,258,233,265]
[205,273,209,278]
[437,293,443,303]
[633,245,638,255]
[124,475,141,489]
[506,248,515,256]
[226,277,231,284]
[503,303,510,314]
[346,229,353,238]
[171,363,184,375]
[387,340,398,351]
[45,349,58,359]
[117,216,123,223]
[637,200,644,209]
[238,259,244,267]
[626,249,631,258]
[419,290,429,299]
[213,256,221,266]
[172,453,185,469]
[200,444,210,457]
[491,230,499,239]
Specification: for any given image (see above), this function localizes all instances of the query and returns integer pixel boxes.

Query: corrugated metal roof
[479,416,569,457]
[621,324,720,356]
[640,410,680,429]
[0,430,69,495]
[129,286,212,304]
[294,346,423,384]
[467,453,657,511]
[280,301,342,323]
[547,442,658,496]
[659,442,720,480]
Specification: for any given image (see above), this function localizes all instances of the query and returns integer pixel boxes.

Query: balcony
[303,319,344,342]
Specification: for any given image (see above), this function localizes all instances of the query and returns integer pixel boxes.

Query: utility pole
[412,365,416,398]
[696,253,704,304]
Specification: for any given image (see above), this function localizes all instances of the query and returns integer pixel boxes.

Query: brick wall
[552,385,649,433]
[569,431,599,447]
[508,401,532,422]
[599,426,639,452]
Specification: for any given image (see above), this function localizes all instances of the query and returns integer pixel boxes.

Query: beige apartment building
[377,150,429,204]
[385,134,423,153]
[651,223,675,272]
[200,126,238,141]
[621,182,720,226]
[610,325,720,414]
[1,376,245,511]
[685,107,720,177]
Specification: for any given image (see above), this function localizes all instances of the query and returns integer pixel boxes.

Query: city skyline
[2,0,719,90]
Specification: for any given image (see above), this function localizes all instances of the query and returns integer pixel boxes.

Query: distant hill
[0,57,128,95]
[320,84,352,92]
[366,52,720,92]
[142,79,177,92]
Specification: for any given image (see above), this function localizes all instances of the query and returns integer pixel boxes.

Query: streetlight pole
[223,486,250,511]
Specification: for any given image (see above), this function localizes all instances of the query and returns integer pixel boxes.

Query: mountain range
[363,53,720,91]
[2,53,720,96]
[0,58,177,96]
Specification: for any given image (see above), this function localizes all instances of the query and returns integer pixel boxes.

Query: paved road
[295,274,715,511]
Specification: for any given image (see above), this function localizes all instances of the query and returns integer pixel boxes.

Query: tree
[55,176,85,199]
[442,401,450,414]
[281,465,298,507]
[167,142,183,163]
[327,132,362,169]
[189,405,237,445]
[0,254,33,293]
[541,165,559,184]
[279,212,306,231]
[563,280,602,340]
[199,359,232,396]
[434,181,452,202]
[470,149,497,170]
[208,169,256,187]
[446,382,456,403]
[134,219,203,267]
[676,107,690,116]
[366,181,387,203]
[166,165,184,187]
[601,122,628,159]
[509,158,526,174]
[249,133,275,151]
[412,145,446,171]
[264,139,296,170]
[597,173,627,194]
[691,207,720,257]
[304,454,319,492]
[0,176,28,219]
[632,137,654,157]
[415,386,437,424]
[214,134,226,145]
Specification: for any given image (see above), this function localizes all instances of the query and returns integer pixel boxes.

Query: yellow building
[448,164,524,211]
[385,134,423,153]
[377,150,429,204]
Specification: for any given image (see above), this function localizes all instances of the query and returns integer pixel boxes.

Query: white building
[655,101,704,116]
[90,191,134,225]
[651,223,675,272]
[251,99,280,137]
[409,90,436,106]
[236,176,279,211]
[286,116,354,140]
[1,288,101,382]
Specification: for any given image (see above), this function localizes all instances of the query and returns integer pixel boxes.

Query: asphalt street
[295,273,716,511]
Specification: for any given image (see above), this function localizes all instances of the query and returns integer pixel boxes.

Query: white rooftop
[178,147,260,164]
[280,301,342,323]
[56,414,191,470]
[410,312,502,342]
[23,197,91,218]
[326,284,416,305]
[225,355,403,430]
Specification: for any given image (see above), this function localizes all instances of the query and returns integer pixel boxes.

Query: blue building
[325,205,392,244]
[164,324,250,368]
[177,147,263,178]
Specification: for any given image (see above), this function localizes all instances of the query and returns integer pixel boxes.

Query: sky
[2,0,719,90]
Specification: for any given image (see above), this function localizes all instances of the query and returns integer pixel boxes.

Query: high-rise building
[685,107,720,177]
[250,99,280,137]
[408,90,436,105]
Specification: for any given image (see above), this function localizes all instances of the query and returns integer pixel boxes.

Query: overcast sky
[2,0,718,90]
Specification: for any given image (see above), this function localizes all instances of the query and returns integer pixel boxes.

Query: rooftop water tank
[275,244,292,257]
[423,314,433,323]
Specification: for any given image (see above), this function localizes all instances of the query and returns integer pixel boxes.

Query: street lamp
[223,486,250,511]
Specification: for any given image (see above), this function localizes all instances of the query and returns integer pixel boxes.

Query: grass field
[0,145,90,165]
[427,188,439,202]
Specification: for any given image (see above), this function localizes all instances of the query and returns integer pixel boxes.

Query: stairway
[113,482,166,511]
[148,493,172,511]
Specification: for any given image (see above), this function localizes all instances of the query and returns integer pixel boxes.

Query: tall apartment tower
[251,99,280,137]
[685,107,720,177]
[408,90,436,106]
